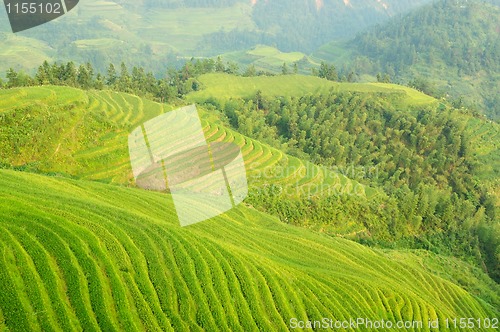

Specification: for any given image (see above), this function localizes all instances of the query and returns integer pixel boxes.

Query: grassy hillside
[188,73,437,107]
[0,85,375,199]
[0,34,52,72]
[0,85,498,330]
[0,169,498,331]
[0,1,256,73]
[219,45,318,75]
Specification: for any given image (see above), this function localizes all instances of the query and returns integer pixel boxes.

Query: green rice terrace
[0,86,498,331]
[0,86,373,199]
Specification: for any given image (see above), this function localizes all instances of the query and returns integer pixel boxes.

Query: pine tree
[35,62,50,85]
[77,64,91,89]
[6,68,18,88]
[118,62,131,92]
[244,64,256,77]
[318,62,337,81]
[225,62,239,74]
[95,73,105,90]
[281,62,289,75]
[63,62,77,86]
[215,56,225,72]
[106,63,117,86]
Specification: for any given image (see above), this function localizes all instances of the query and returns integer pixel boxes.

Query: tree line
[0,58,350,100]
[0,57,248,103]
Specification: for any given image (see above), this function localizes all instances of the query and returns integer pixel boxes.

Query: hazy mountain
[249,0,434,52]
[0,0,433,74]
[315,0,500,119]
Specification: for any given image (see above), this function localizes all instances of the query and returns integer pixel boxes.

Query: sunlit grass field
[188,73,437,107]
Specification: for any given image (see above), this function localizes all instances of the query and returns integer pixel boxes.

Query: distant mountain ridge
[0,0,433,73]
[315,0,500,120]
[241,0,435,52]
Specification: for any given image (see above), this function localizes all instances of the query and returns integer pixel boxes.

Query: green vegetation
[0,33,52,71]
[220,45,316,75]
[311,40,356,68]
[1,0,499,329]
[1,1,256,73]
[0,0,435,74]
[0,84,369,200]
[136,2,255,54]
[249,0,433,52]
[188,73,499,283]
[379,249,500,310]
[0,169,497,331]
[315,0,500,120]
[1,62,496,281]
[188,73,436,107]
[0,71,497,330]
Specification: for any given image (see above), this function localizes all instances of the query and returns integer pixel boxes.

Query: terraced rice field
[0,33,52,71]
[0,169,497,331]
[0,86,374,199]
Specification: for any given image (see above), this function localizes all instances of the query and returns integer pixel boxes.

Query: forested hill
[317,0,500,120]
[0,0,433,74]
[187,73,500,283]
[205,0,434,53]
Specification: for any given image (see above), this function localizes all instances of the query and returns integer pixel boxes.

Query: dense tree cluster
[216,91,499,281]
[227,92,479,195]
[0,58,241,102]
[354,1,500,76]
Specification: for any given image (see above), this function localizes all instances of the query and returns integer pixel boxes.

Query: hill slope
[0,0,434,73]
[185,73,500,283]
[315,0,500,120]
[0,169,498,331]
[0,85,372,201]
[0,85,499,330]
[188,73,437,106]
